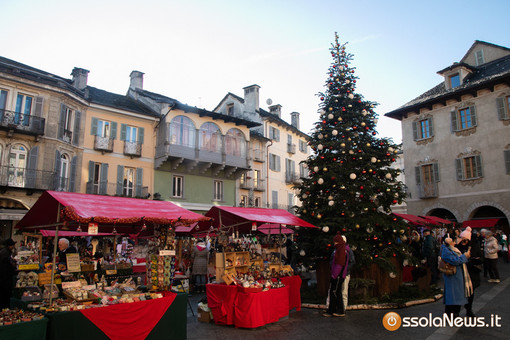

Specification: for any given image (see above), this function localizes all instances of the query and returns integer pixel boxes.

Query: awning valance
[462,219,501,229]
[393,213,435,226]
[419,215,454,225]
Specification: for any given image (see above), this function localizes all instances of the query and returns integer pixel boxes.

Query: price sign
[66,253,81,273]
[88,223,98,235]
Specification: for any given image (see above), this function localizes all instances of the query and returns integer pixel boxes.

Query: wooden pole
[49,203,61,306]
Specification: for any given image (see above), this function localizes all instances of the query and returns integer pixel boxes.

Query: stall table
[207,276,302,329]
[0,318,48,340]
[45,292,186,340]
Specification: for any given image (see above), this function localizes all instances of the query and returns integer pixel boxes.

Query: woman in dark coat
[457,228,482,317]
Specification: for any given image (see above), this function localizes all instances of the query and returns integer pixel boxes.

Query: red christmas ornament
[362,170,366,174]
[360,186,364,190]
[372,132,376,135]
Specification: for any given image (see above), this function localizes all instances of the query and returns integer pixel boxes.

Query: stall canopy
[392,213,437,226]
[462,219,501,229]
[419,216,454,225]
[200,206,317,234]
[16,191,210,231]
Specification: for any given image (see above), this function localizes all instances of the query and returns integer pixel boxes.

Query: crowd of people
[438,227,507,318]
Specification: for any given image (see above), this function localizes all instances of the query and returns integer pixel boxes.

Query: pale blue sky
[2,0,509,142]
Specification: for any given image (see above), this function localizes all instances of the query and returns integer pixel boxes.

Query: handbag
[438,257,456,275]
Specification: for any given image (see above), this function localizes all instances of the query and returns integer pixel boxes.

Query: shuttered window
[496,97,510,120]
[451,106,477,131]
[455,155,483,180]
[412,117,434,140]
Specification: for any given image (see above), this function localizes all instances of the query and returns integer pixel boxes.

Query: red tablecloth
[278,276,302,311]
[234,286,289,328]
[206,277,300,329]
[80,294,176,340]
[206,284,237,325]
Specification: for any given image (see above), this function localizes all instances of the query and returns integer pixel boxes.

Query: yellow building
[80,84,159,198]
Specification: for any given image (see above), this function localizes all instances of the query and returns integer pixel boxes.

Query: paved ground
[185,259,510,339]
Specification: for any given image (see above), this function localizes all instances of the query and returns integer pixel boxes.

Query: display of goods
[0,308,44,325]
[16,271,39,287]
[149,255,175,290]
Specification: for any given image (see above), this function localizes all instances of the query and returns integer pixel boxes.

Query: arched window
[59,153,70,191]
[8,144,27,187]
[225,128,246,157]
[199,122,222,152]
[169,116,196,147]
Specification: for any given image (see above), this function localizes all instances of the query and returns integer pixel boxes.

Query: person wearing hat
[456,227,482,317]
[0,238,17,308]
[323,232,347,317]
[440,235,471,318]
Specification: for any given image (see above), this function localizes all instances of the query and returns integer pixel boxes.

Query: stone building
[385,41,510,229]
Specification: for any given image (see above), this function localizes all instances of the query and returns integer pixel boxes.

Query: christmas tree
[295,33,411,271]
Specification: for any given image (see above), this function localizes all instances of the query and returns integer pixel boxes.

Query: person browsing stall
[57,238,77,272]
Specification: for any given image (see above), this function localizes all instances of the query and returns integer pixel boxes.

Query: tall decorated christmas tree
[295,33,411,272]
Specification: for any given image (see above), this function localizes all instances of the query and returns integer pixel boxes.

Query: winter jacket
[441,244,468,306]
[484,236,499,259]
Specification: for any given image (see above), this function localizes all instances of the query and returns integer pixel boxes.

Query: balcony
[418,182,438,199]
[94,135,114,153]
[287,143,296,154]
[239,178,265,191]
[124,141,142,157]
[0,166,55,191]
[61,129,72,143]
[156,142,250,176]
[0,109,45,136]
[285,172,301,184]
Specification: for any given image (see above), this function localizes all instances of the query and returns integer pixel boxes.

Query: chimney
[130,71,144,91]
[290,112,300,129]
[243,84,260,113]
[268,104,282,118]
[71,67,89,91]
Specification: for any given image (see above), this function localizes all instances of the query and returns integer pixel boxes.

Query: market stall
[11,190,209,339]
[200,206,315,328]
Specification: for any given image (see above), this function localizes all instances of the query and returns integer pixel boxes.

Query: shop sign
[159,250,176,256]
[88,223,98,235]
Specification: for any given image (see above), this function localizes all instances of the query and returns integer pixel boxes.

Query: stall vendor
[57,238,77,272]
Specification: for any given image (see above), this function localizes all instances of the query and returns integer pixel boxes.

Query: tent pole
[49,203,61,306]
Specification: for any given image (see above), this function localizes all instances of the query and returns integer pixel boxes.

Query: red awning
[40,230,115,237]
[462,219,501,229]
[16,191,210,230]
[419,216,454,225]
[392,213,437,226]
[201,206,317,233]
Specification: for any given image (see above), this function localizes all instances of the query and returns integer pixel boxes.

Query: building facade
[385,41,510,227]
[0,57,87,239]
[127,72,259,212]
[214,85,310,212]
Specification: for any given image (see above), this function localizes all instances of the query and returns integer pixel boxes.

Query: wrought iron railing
[0,109,45,135]
[123,141,142,157]
[94,135,114,152]
[0,166,56,190]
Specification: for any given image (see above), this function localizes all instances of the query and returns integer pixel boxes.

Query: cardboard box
[197,311,213,323]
